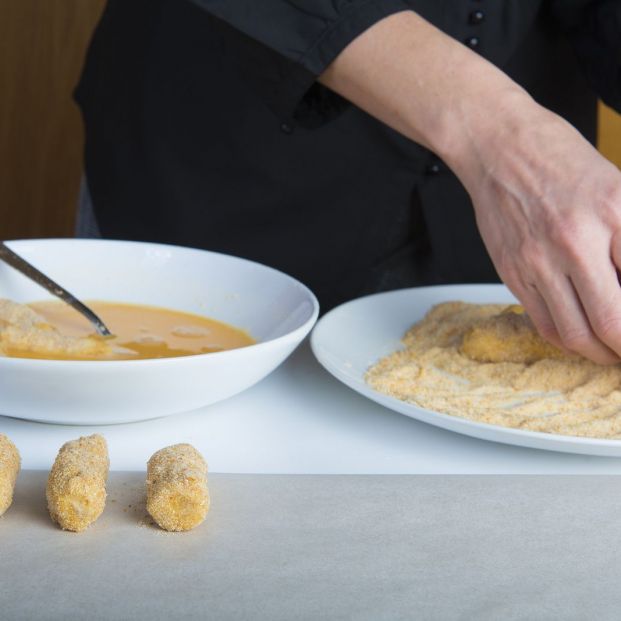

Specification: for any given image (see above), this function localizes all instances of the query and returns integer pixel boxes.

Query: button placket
[425,162,441,176]
[468,9,485,25]
[464,2,484,51]
[464,36,480,49]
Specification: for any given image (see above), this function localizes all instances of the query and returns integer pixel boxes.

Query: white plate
[310,284,621,457]
[0,239,318,424]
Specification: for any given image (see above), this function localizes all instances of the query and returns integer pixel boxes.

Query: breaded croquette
[0,434,20,517]
[46,434,109,532]
[0,298,113,359]
[146,443,209,532]
[460,305,567,364]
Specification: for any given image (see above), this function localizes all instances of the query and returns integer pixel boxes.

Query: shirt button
[426,163,441,175]
[468,10,485,25]
[280,122,293,134]
[464,36,480,49]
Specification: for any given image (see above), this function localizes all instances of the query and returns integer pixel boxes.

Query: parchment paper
[2,473,621,620]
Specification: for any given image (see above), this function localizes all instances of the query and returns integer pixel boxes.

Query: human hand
[320,9,621,363]
[456,97,621,364]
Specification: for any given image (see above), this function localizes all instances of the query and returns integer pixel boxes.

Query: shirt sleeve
[551,0,621,113]
[187,0,412,129]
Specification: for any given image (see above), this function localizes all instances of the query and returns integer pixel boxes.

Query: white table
[4,339,621,473]
[5,340,621,620]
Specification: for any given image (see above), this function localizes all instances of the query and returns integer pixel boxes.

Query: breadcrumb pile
[366,302,621,438]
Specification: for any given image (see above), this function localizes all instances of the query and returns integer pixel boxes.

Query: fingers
[537,271,620,364]
[509,281,563,350]
[612,229,621,270]
[505,266,620,364]
[569,253,621,362]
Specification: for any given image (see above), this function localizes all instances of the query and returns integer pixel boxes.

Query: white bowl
[0,239,319,424]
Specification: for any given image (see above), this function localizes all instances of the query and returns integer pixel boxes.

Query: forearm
[319,10,535,180]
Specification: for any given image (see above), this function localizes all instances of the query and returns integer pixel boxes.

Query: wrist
[440,88,552,192]
[430,74,537,181]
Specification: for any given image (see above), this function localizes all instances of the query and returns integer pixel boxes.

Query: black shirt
[76,0,621,310]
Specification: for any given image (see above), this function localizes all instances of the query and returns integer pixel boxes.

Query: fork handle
[0,242,112,337]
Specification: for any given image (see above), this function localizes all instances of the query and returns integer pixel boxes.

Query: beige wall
[1,3,621,241]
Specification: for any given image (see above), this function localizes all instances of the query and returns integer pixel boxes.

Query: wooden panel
[0,0,105,240]
[598,101,621,169]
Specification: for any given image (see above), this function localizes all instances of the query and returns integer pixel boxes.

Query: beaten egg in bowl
[0,239,318,424]
[0,298,254,361]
